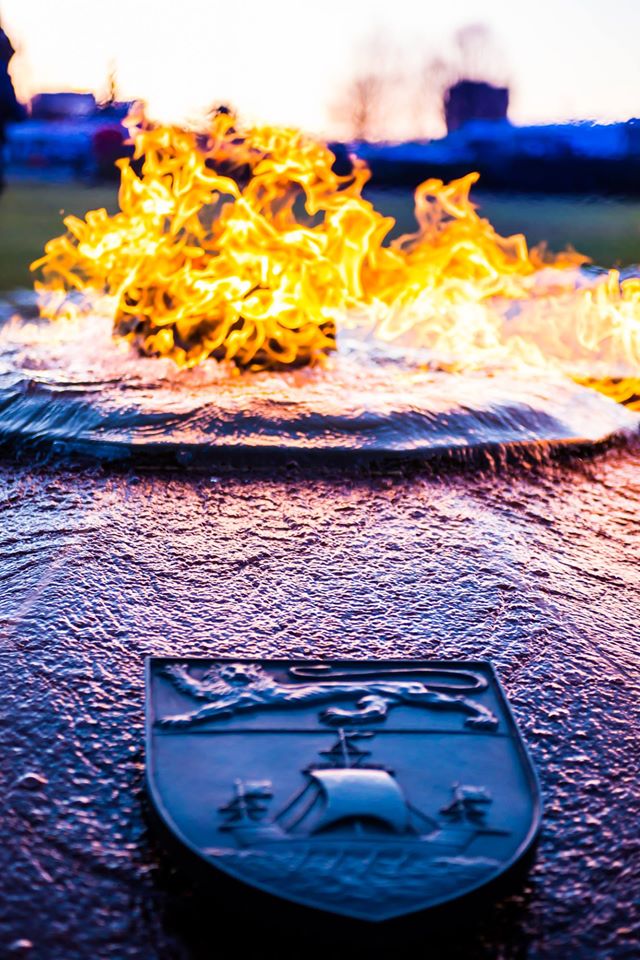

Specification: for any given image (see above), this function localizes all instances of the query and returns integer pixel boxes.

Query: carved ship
[218,730,507,855]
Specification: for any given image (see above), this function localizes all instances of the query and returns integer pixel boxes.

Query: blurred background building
[444,79,509,133]
[5,90,136,181]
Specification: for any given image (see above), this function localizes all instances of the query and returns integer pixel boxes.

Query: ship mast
[219,778,273,828]
[318,729,377,769]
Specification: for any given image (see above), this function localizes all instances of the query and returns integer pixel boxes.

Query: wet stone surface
[0,450,639,958]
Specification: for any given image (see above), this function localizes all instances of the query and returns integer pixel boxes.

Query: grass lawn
[0,180,118,291]
[1,179,639,292]
[368,188,640,268]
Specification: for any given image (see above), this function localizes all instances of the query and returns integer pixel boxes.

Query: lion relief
[159,662,498,731]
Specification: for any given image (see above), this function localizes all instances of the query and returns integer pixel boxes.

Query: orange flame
[32,112,640,407]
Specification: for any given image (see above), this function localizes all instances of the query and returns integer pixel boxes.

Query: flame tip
[31,110,640,390]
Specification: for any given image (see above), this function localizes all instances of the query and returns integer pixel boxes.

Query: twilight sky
[1,0,639,137]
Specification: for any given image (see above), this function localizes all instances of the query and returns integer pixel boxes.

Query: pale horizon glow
[2,0,640,138]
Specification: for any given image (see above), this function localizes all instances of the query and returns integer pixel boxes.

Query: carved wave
[205,844,500,912]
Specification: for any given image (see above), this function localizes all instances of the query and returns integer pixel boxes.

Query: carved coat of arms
[146,659,541,921]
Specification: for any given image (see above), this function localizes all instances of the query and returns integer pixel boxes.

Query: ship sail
[308,768,411,835]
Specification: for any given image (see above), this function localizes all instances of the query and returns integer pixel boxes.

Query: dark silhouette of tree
[99,60,119,108]
[0,18,24,193]
[339,73,387,141]
[331,34,400,141]
[412,56,450,137]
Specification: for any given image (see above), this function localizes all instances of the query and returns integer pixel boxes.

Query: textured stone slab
[0,452,639,956]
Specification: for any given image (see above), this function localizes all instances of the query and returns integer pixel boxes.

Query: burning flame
[32,112,640,408]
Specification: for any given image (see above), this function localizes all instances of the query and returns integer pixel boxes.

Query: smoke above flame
[32,112,640,408]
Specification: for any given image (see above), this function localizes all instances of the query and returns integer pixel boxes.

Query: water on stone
[0,293,637,466]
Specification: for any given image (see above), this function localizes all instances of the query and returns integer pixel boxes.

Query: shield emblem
[146,658,541,922]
